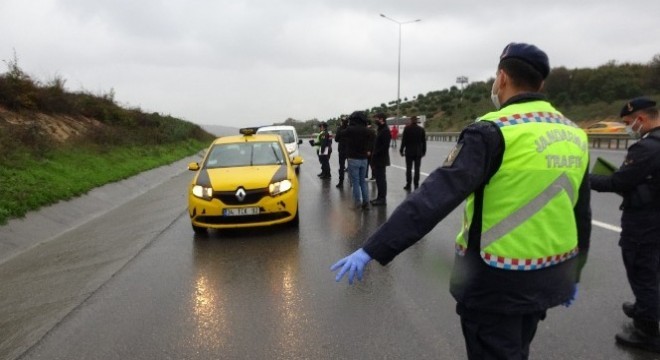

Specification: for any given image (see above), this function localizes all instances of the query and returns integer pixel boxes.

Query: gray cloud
[1,0,658,127]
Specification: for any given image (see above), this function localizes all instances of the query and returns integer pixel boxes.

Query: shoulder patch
[443,143,463,167]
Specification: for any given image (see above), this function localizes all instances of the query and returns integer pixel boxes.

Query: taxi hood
[195,164,288,190]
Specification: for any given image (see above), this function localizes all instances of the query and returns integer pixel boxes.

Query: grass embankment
[0,139,206,224]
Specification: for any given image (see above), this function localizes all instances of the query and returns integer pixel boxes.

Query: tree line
[279,54,660,133]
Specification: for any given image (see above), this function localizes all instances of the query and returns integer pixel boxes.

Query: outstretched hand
[330,248,372,284]
[562,283,579,307]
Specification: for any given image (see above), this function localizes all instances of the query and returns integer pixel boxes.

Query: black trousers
[337,152,346,182]
[319,154,331,176]
[405,155,422,188]
[373,165,387,200]
[621,240,660,323]
[458,304,546,360]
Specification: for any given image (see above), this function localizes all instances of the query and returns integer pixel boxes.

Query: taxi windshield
[205,142,285,168]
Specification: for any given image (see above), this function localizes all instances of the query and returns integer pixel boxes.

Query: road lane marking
[592,220,621,233]
[391,164,430,177]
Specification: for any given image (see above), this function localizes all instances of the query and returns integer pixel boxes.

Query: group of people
[318,112,428,209]
[328,41,660,358]
[330,111,387,210]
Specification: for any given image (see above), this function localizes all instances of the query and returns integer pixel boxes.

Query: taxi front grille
[213,188,269,205]
[196,212,292,225]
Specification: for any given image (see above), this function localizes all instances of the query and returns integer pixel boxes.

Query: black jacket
[344,124,375,159]
[400,123,426,158]
[334,124,349,154]
[362,94,591,315]
[591,127,660,244]
[371,123,391,167]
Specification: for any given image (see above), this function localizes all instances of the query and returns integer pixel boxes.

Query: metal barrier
[302,132,632,150]
[426,132,460,142]
[586,133,632,149]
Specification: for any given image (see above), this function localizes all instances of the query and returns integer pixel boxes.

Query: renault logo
[235,188,246,202]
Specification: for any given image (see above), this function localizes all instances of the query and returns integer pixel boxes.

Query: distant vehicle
[584,121,626,134]
[257,125,302,173]
[186,127,303,235]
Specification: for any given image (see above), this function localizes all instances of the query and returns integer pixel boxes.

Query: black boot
[335,181,343,188]
[622,302,635,319]
[616,321,660,353]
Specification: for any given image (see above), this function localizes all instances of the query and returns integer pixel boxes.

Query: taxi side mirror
[188,162,200,171]
[291,156,303,166]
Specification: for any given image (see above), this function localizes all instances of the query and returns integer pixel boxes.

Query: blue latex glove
[330,248,372,285]
[562,283,579,307]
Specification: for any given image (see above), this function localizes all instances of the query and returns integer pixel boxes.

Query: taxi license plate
[223,207,259,216]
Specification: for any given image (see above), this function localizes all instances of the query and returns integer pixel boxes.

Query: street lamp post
[456,76,469,102]
[380,13,421,120]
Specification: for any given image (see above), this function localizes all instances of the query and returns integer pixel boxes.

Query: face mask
[490,76,501,110]
[625,117,641,139]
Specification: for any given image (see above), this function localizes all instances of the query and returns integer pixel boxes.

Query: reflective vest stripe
[481,247,579,270]
[454,244,579,270]
[491,112,578,128]
[480,173,575,248]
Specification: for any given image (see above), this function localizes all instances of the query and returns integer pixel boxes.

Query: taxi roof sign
[239,127,259,136]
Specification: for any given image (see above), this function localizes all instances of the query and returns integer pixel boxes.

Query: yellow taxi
[584,121,626,134]
[187,128,303,234]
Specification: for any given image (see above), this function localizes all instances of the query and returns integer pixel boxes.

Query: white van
[257,125,302,172]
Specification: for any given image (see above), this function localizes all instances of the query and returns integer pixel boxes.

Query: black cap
[374,112,387,120]
[620,97,657,117]
[499,42,550,79]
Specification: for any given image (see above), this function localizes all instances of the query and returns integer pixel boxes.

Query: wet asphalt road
[1,141,658,359]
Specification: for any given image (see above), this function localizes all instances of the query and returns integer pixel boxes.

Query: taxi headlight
[192,185,213,200]
[269,179,292,196]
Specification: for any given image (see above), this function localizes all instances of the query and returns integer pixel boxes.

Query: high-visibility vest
[455,100,589,271]
[314,132,322,152]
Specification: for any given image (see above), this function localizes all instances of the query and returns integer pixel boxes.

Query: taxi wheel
[295,166,300,175]
[192,224,208,235]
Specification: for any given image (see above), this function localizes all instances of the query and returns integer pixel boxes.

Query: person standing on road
[390,124,399,148]
[370,113,391,206]
[334,116,349,188]
[590,97,660,353]
[331,43,592,359]
[344,111,375,210]
[365,121,376,181]
[399,116,426,190]
[310,121,332,179]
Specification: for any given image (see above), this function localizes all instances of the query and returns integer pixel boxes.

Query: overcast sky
[2,0,658,128]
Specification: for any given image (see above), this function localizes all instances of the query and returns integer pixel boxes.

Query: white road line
[592,220,621,233]
[390,164,430,177]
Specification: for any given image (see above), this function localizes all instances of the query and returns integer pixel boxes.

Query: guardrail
[301,132,632,150]
[585,133,632,149]
[425,132,632,150]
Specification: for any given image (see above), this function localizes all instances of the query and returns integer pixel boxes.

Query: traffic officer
[331,43,592,359]
[590,97,660,352]
[310,121,332,179]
